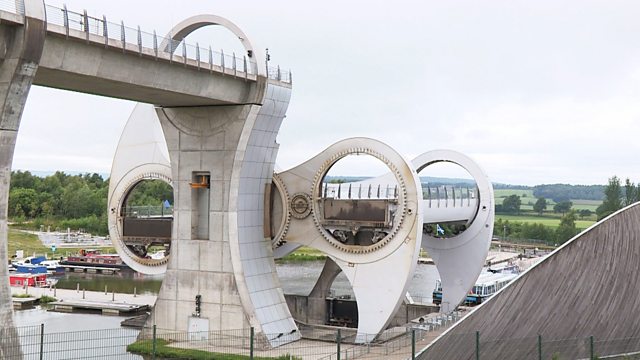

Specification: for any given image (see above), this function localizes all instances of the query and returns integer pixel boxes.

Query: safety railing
[6,324,640,359]
[0,1,292,84]
[423,184,479,207]
[416,332,640,360]
[0,0,23,15]
[123,205,174,218]
[321,182,400,200]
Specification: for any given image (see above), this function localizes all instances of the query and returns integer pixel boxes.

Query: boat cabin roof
[475,272,518,286]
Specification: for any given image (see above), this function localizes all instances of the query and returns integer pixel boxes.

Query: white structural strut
[273,138,424,342]
[108,104,172,274]
[414,150,494,313]
[110,104,493,342]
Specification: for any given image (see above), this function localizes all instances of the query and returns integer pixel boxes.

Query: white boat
[40,260,65,274]
[433,263,520,306]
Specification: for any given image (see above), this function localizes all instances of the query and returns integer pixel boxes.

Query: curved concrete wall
[229,81,299,346]
[419,202,640,360]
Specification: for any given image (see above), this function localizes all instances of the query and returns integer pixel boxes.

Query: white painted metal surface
[414,150,494,313]
[108,104,172,275]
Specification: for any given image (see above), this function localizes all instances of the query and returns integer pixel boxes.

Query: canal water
[12,261,439,358]
[48,261,439,302]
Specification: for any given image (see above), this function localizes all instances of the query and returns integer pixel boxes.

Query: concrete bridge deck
[0,2,291,107]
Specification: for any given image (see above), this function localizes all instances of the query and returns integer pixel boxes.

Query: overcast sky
[12,0,640,186]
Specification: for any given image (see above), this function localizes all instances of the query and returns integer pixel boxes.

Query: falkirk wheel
[108,104,494,344]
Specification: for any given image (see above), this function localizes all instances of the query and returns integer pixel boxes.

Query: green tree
[624,178,638,206]
[578,209,592,219]
[596,176,622,220]
[8,188,39,218]
[555,210,578,244]
[533,197,547,215]
[502,194,521,214]
[10,170,38,189]
[553,201,573,215]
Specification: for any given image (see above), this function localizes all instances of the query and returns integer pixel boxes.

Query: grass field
[494,189,535,199]
[496,214,595,230]
[495,189,602,213]
[276,246,326,262]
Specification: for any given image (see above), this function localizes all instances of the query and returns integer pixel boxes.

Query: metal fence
[6,323,640,359]
[123,205,174,218]
[3,325,141,359]
[0,0,291,84]
[416,332,640,360]
[1,324,439,360]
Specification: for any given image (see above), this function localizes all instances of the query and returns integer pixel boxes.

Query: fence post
[39,323,44,360]
[152,325,157,360]
[590,335,594,360]
[475,331,480,360]
[538,334,542,360]
[250,327,254,360]
[336,329,341,360]
[411,329,416,360]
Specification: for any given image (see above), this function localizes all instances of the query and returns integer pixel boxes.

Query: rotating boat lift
[108,104,494,343]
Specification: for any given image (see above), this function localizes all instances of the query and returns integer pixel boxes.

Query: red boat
[61,249,130,269]
[9,273,49,287]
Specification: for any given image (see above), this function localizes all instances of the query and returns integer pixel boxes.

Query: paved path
[10,285,156,306]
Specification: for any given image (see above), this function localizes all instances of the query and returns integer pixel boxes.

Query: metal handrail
[0,1,291,84]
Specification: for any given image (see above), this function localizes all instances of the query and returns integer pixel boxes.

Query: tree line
[8,171,171,235]
[494,212,580,245]
[595,175,640,220]
[532,184,604,202]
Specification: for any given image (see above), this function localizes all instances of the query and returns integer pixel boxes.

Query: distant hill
[532,184,604,202]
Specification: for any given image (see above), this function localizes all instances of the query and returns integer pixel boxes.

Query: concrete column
[148,82,299,348]
[306,257,343,325]
[0,1,46,358]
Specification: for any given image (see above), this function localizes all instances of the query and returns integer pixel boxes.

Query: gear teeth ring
[310,147,408,254]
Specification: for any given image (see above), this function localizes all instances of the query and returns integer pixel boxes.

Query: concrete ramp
[419,203,640,360]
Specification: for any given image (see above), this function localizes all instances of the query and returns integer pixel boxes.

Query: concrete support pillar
[306,257,343,324]
[148,82,299,347]
[0,1,46,358]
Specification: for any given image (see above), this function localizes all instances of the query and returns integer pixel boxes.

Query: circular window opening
[318,153,401,248]
[419,161,479,239]
[121,179,174,262]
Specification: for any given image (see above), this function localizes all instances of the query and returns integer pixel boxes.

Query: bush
[39,295,57,304]
[12,293,33,298]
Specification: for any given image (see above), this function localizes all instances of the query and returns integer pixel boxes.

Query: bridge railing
[0,0,23,15]
[0,1,292,84]
[321,182,400,200]
[423,184,479,208]
[123,205,173,218]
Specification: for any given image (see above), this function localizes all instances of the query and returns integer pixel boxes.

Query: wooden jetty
[50,300,148,315]
[61,264,120,275]
[12,297,37,310]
